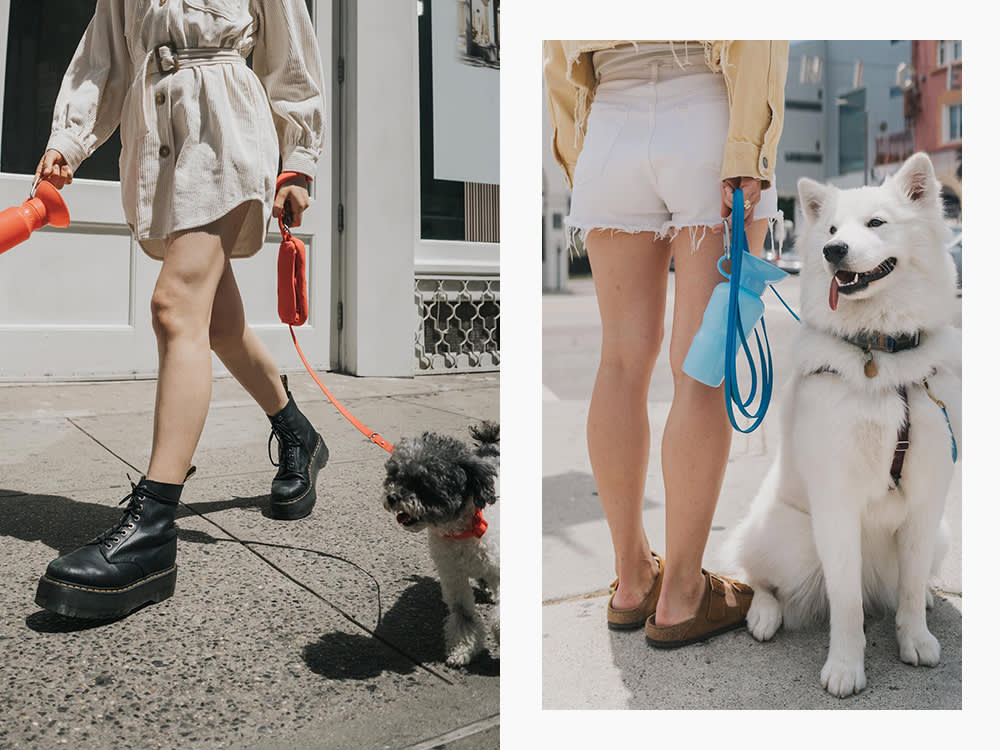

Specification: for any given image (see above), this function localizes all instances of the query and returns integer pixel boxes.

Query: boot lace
[268,420,302,470]
[97,475,146,549]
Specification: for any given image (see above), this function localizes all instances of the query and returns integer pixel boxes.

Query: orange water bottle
[0,180,70,256]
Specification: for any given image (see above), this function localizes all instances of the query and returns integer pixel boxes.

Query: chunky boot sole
[34,566,177,620]
[270,436,329,520]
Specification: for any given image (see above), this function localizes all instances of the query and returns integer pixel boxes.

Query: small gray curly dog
[383,422,499,666]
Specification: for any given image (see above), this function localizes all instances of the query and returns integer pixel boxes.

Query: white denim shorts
[567,60,780,250]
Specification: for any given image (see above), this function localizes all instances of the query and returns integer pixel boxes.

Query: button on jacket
[46,0,325,259]
[543,40,788,190]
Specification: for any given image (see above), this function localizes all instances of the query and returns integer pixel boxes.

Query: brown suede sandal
[644,569,753,648]
[607,552,664,631]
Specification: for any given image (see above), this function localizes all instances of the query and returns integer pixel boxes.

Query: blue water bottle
[682,190,788,389]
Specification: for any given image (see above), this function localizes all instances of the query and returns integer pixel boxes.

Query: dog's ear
[893,151,939,205]
[461,455,497,508]
[797,177,829,223]
[469,421,499,445]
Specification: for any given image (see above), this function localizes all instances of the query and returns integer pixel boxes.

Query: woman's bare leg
[145,206,248,484]
[654,219,770,626]
[586,229,672,609]
[208,261,288,417]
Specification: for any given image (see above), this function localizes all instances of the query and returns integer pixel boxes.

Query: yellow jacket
[543,40,789,189]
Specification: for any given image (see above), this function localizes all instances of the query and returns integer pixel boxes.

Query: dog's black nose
[823,241,848,264]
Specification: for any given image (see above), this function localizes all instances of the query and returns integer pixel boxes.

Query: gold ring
[744,199,752,211]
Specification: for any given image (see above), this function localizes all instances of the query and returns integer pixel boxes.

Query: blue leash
[723,190,787,433]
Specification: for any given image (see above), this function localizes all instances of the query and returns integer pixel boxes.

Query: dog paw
[445,610,486,668]
[820,655,866,698]
[746,591,782,641]
[446,645,476,667]
[925,587,935,610]
[897,626,940,667]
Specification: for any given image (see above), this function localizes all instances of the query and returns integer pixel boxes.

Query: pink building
[876,40,961,217]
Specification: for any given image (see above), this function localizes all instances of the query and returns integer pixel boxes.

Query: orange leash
[274,171,393,454]
[287,325,394,454]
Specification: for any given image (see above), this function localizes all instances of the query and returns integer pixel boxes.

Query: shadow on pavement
[0,489,264,556]
[543,470,659,538]
[24,601,161,634]
[302,575,499,680]
[606,594,961,709]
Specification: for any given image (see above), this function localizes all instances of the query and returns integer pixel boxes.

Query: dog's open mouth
[396,512,419,527]
[829,257,897,310]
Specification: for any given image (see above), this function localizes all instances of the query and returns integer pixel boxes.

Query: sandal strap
[704,570,752,622]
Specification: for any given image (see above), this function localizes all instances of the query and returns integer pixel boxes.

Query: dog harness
[811,363,957,489]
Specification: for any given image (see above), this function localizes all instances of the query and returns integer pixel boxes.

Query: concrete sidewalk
[0,371,499,748]
[543,277,962,709]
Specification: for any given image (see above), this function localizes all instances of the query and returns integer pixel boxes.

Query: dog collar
[841,330,921,354]
[840,330,921,378]
[443,509,488,539]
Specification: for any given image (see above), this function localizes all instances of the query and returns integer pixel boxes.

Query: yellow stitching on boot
[41,566,176,594]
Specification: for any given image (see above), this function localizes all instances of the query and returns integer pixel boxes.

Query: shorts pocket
[572,105,628,188]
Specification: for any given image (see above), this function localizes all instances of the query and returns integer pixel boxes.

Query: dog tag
[863,351,878,378]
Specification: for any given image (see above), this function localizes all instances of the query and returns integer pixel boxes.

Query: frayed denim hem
[565,209,784,260]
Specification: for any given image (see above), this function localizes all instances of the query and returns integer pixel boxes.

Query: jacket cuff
[282,148,319,180]
[721,140,774,190]
[45,132,88,174]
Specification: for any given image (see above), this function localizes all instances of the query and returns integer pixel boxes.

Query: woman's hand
[273,174,310,228]
[34,149,73,189]
[713,176,762,232]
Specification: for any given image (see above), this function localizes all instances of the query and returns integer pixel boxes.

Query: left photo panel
[0,1,499,747]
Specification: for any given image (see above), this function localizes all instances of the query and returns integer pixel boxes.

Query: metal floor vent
[415,276,500,373]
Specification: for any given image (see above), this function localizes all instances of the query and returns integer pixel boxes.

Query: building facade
[876,40,961,219]
[0,0,499,381]
[541,81,571,293]
[778,40,911,200]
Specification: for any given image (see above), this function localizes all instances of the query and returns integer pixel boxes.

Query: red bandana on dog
[443,509,488,539]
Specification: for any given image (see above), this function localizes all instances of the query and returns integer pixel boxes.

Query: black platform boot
[268,375,328,520]
[35,472,190,619]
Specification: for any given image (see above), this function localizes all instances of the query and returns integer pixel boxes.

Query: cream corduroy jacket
[543,40,789,190]
[46,0,325,259]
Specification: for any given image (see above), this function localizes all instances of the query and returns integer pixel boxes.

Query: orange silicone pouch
[275,171,310,326]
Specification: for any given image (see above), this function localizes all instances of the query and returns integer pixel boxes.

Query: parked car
[763,219,801,274]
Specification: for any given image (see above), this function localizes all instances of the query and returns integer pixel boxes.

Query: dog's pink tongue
[829,276,839,311]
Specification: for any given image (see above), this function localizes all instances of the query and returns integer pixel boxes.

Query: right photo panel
[542,40,962,708]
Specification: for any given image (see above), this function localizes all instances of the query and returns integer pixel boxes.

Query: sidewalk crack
[386,394,490,422]
[402,713,499,750]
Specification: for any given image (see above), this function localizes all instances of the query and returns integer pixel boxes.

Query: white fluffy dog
[382,422,500,667]
[728,153,961,697]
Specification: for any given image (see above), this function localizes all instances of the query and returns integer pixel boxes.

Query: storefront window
[418,0,465,240]
[1,0,313,181]
[2,0,121,180]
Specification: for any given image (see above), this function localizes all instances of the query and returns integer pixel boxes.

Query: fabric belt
[155,45,245,74]
[128,44,246,138]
